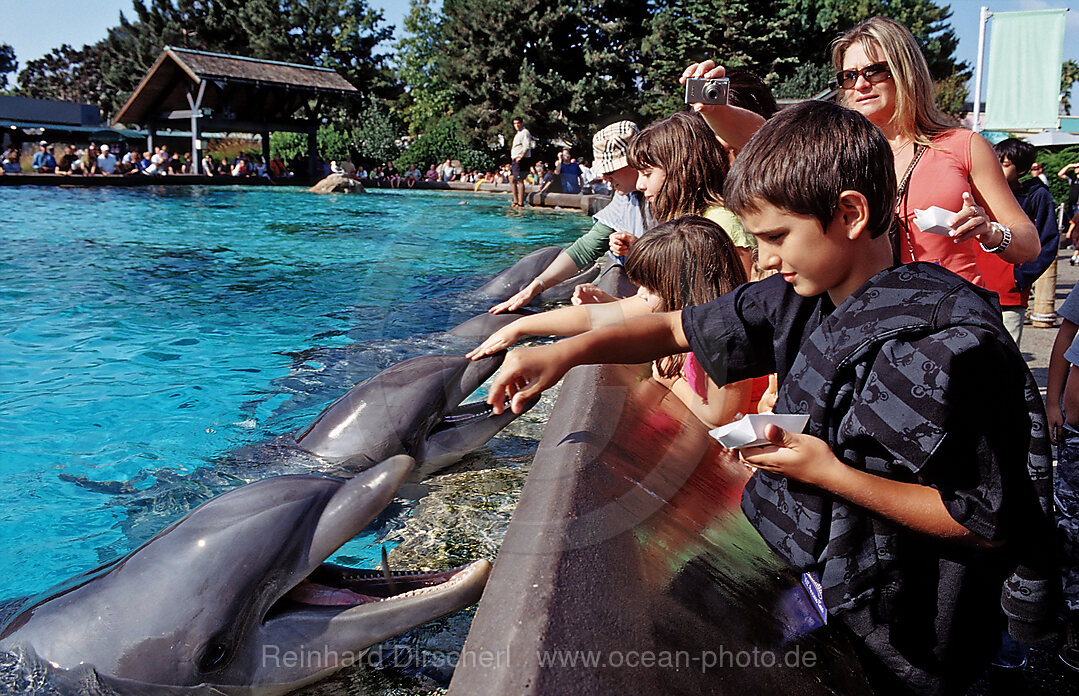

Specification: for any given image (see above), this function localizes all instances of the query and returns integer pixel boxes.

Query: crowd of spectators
[3,139,608,199]
[0,140,302,180]
[333,152,603,197]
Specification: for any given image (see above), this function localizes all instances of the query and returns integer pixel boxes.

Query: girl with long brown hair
[468,216,763,428]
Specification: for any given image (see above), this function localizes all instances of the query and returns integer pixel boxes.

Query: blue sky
[3,0,1076,105]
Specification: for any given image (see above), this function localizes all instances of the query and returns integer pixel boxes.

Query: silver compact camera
[684,77,729,105]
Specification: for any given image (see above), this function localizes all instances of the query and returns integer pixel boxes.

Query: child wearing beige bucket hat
[489,120,646,314]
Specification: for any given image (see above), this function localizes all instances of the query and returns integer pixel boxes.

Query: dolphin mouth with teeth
[279,562,489,611]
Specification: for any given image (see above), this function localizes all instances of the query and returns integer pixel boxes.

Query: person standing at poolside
[32,141,56,173]
[1,149,20,174]
[483,101,1057,694]
[510,116,534,208]
[1030,162,1049,187]
[97,144,117,175]
[56,145,77,175]
[978,137,1058,348]
[555,148,583,194]
[1061,162,1079,221]
[81,144,101,176]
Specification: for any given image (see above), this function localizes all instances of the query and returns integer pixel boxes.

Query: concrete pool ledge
[448,359,872,695]
[439,181,611,215]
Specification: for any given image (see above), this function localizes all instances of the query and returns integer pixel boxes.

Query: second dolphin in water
[293,352,531,475]
[1,456,491,695]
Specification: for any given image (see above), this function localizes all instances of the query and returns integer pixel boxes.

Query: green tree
[1035,145,1079,205]
[17,44,112,111]
[393,0,454,135]
[270,124,353,162]
[18,1,396,121]
[353,100,403,165]
[641,0,968,114]
[641,0,798,117]
[436,0,650,152]
[782,0,969,109]
[394,118,494,172]
[238,0,396,100]
[770,62,834,100]
[0,44,16,91]
[1062,59,1079,115]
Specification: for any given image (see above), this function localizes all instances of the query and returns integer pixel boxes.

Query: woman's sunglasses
[835,62,892,90]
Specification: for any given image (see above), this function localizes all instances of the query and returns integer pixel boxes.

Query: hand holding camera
[684,77,729,105]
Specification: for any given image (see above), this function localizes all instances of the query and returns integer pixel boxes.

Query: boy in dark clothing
[481,101,1057,694]
[976,138,1059,346]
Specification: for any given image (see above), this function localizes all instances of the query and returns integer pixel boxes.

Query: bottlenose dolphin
[56,353,529,551]
[1,455,491,695]
[474,246,600,305]
[293,353,530,475]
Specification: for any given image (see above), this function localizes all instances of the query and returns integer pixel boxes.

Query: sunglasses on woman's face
[836,62,892,89]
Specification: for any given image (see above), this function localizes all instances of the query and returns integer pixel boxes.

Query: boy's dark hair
[725,100,896,238]
[993,137,1036,175]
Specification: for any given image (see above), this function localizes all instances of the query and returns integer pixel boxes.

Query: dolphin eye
[199,641,231,672]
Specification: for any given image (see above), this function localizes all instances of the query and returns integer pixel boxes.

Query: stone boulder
[308,173,365,194]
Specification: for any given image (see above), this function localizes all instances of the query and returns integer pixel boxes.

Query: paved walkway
[1023,247,1075,390]
[984,245,1079,694]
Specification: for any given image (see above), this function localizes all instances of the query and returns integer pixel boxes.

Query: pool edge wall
[448,364,873,695]
[448,362,664,694]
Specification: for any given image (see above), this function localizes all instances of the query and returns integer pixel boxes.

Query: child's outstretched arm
[487,311,689,414]
[658,369,751,429]
[741,426,996,547]
[468,295,650,359]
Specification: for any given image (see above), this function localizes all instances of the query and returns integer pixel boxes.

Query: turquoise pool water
[0,184,586,601]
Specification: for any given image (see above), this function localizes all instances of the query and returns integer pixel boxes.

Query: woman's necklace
[896,142,928,262]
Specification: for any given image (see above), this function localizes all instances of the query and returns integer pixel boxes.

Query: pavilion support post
[191,115,200,174]
[307,129,317,180]
[261,131,271,174]
[1031,255,1059,328]
[186,80,207,175]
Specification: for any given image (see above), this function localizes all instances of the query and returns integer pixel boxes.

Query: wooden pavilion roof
[111,47,357,131]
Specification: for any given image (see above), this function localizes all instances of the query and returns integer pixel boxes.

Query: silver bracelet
[980,222,1011,254]
[536,277,547,291]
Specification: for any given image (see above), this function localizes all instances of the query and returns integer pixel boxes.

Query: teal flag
[984,9,1067,130]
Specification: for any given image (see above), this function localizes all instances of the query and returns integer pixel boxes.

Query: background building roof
[112,47,358,129]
